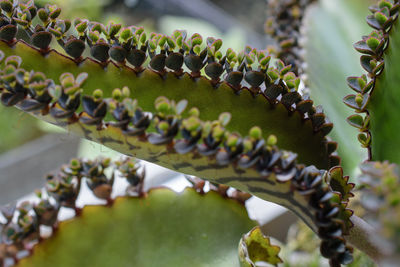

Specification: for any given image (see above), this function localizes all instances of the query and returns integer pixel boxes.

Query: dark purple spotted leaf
[366,13,393,30]
[346,114,365,129]
[296,99,313,114]
[0,24,17,42]
[90,43,110,63]
[126,49,146,68]
[65,38,86,59]
[165,52,184,71]
[343,94,369,111]
[184,54,203,73]
[109,45,127,63]
[311,113,326,129]
[353,40,375,55]
[244,70,265,89]
[224,71,243,89]
[1,91,24,106]
[319,123,333,136]
[149,54,166,72]
[19,99,47,111]
[31,31,52,50]
[264,83,284,100]
[281,91,302,108]
[205,62,223,80]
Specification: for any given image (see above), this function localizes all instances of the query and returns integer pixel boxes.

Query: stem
[345,215,393,263]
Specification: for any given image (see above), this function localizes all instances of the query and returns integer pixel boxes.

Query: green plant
[0,0,399,266]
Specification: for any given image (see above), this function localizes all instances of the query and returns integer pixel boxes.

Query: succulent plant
[1,0,400,266]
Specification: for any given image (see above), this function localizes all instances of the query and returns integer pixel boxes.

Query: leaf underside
[18,188,255,267]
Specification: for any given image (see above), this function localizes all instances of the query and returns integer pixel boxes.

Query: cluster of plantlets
[1,0,400,265]
[0,157,144,265]
[345,0,400,158]
[265,0,317,75]
[0,0,320,97]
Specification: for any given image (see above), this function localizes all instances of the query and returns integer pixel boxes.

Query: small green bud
[243,139,253,152]
[267,68,279,81]
[108,101,116,110]
[259,56,271,67]
[120,27,132,41]
[369,59,377,70]
[212,39,223,51]
[378,0,392,9]
[107,22,121,37]
[276,60,285,71]
[374,11,388,25]
[183,116,201,132]
[112,88,122,101]
[134,26,144,36]
[88,30,100,43]
[139,32,146,44]
[215,51,222,60]
[167,37,176,50]
[49,7,61,20]
[191,33,202,46]
[172,36,181,48]
[122,86,130,98]
[249,126,262,139]
[76,20,88,34]
[279,65,292,76]
[91,23,105,33]
[266,135,277,146]
[93,89,103,100]
[61,76,74,89]
[358,75,367,89]
[193,44,201,55]
[158,121,170,132]
[5,56,22,68]
[158,35,167,47]
[70,158,81,169]
[245,54,254,65]
[227,134,239,147]
[148,39,157,51]
[188,107,200,117]
[102,158,111,167]
[355,93,363,107]
[156,101,170,114]
[366,37,380,51]
[283,72,296,81]
[212,125,225,140]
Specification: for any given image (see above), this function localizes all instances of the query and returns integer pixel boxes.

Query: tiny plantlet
[0,0,399,266]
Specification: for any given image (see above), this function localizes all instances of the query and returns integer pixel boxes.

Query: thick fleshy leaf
[0,41,334,169]
[304,0,370,175]
[18,188,256,267]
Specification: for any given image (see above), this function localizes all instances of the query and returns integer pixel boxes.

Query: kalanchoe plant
[1,0,400,266]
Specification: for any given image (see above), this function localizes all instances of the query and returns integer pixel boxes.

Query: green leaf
[238,226,282,267]
[18,188,255,267]
[0,41,333,169]
[304,0,370,175]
